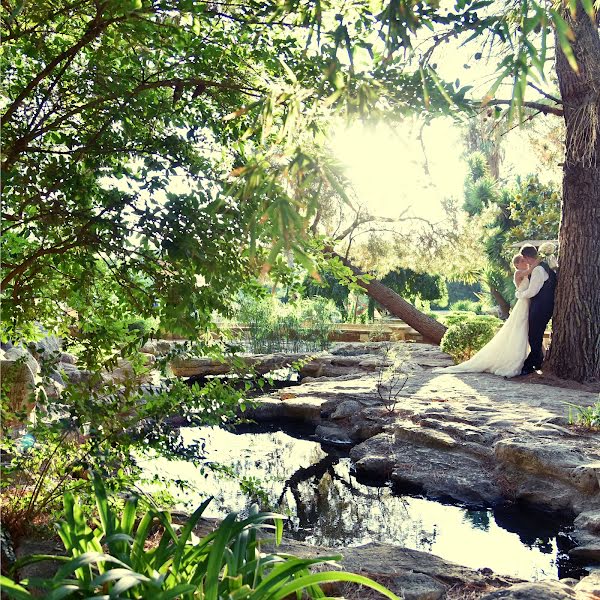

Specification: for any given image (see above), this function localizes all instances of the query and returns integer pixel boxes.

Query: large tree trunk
[329,251,447,345]
[546,4,600,382]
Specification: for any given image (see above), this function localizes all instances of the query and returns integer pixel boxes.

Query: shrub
[441,315,502,363]
[1,475,399,600]
[450,300,484,314]
[442,311,474,327]
[567,399,600,430]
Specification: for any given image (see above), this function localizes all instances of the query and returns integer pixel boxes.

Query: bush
[1,475,399,600]
[450,300,484,314]
[441,311,474,327]
[441,315,502,363]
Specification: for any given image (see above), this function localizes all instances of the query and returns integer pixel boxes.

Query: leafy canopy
[3,0,580,349]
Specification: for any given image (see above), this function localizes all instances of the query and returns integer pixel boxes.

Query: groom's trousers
[523,303,553,371]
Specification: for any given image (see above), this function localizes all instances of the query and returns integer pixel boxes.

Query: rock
[244,394,323,423]
[574,572,600,597]
[29,334,62,358]
[43,378,64,400]
[387,573,446,599]
[58,362,90,385]
[270,540,517,599]
[394,421,458,449]
[568,544,600,561]
[0,357,37,421]
[493,438,600,510]
[140,340,159,354]
[60,352,78,365]
[314,425,353,445]
[331,400,363,420]
[351,433,501,505]
[575,510,600,535]
[4,346,40,376]
[478,581,577,599]
[243,341,600,516]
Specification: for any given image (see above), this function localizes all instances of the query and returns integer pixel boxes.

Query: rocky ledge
[241,342,600,563]
[187,517,599,600]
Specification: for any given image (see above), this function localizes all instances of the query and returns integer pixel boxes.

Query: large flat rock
[244,343,599,552]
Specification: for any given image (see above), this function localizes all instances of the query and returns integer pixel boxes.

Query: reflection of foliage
[464,510,491,532]
[239,475,271,509]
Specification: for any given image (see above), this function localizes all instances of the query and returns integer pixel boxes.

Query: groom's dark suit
[522,262,557,373]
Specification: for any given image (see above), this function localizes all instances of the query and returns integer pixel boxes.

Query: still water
[138,423,585,581]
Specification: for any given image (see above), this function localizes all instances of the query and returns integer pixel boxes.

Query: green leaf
[551,10,579,72]
[271,571,401,600]
[54,553,129,580]
[0,576,34,599]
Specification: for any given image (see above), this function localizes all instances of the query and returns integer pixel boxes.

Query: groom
[515,244,557,375]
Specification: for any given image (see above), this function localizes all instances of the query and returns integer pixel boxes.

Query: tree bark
[490,288,511,320]
[546,3,600,382]
[328,251,447,345]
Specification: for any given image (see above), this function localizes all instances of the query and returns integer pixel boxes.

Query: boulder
[0,355,37,422]
[478,581,577,599]
[314,425,353,445]
[574,572,600,597]
[330,400,363,420]
[568,544,600,561]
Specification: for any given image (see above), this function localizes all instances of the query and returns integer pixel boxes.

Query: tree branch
[2,9,117,126]
[486,99,563,116]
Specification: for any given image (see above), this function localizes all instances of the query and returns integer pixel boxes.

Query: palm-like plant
[1,475,399,599]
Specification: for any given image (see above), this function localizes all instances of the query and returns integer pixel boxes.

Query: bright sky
[330,20,559,225]
[330,118,543,223]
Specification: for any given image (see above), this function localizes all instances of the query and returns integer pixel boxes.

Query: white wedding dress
[439,275,530,378]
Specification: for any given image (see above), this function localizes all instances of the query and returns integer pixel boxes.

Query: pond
[138,422,587,582]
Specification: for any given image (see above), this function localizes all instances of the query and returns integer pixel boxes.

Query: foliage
[0,341,248,540]
[442,311,473,327]
[507,175,561,244]
[441,315,502,363]
[449,300,484,314]
[1,474,400,600]
[382,269,447,305]
[235,295,341,353]
[463,153,499,216]
[567,399,600,430]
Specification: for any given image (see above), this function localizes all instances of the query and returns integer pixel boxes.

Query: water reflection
[137,425,584,581]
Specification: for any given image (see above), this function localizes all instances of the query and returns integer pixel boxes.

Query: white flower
[538,242,557,255]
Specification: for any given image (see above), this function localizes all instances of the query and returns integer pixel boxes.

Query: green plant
[1,475,399,600]
[441,316,502,363]
[236,295,340,353]
[449,300,484,314]
[442,311,475,327]
[567,399,600,430]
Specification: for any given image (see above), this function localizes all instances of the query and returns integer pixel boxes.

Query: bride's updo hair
[513,254,526,268]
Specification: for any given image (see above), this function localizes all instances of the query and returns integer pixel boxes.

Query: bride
[438,254,538,378]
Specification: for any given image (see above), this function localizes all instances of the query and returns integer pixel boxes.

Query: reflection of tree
[463,510,491,532]
[493,505,556,553]
[277,457,438,551]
